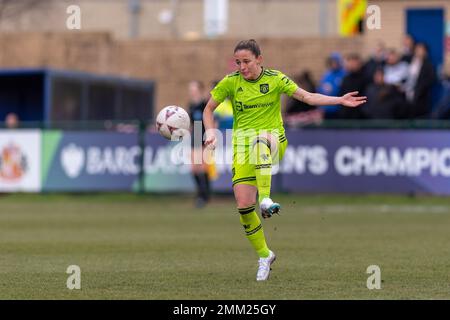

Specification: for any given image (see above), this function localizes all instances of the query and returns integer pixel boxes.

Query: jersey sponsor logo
[235,100,275,112]
[260,84,269,94]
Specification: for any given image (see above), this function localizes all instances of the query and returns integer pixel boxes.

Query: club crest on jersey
[260,84,269,94]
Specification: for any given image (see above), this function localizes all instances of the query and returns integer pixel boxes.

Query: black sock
[193,173,201,199]
[199,172,211,202]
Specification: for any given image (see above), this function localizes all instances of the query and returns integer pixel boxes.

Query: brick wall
[0,0,448,116]
[1,0,447,72]
[0,0,338,39]
[0,33,362,114]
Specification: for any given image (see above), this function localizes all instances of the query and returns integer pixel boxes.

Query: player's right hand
[204,133,216,150]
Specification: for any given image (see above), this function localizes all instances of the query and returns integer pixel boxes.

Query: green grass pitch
[0,193,449,299]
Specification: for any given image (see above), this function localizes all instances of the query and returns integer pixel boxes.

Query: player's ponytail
[234,39,261,57]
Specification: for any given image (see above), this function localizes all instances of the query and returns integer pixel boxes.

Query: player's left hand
[341,91,367,107]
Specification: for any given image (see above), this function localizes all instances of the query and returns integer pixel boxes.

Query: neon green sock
[238,205,270,258]
[253,138,272,204]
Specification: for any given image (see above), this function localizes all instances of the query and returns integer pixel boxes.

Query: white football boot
[256,250,276,281]
[260,197,281,219]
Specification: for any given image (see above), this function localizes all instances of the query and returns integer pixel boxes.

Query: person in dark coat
[400,34,415,64]
[284,71,323,127]
[338,53,370,119]
[404,43,435,119]
[363,68,407,119]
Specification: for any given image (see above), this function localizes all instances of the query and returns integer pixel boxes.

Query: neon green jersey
[211,68,298,144]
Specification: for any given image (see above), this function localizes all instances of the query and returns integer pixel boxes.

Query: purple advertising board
[143,129,450,195]
[143,132,194,192]
[43,131,140,191]
[143,132,234,192]
[280,129,450,194]
[41,129,450,195]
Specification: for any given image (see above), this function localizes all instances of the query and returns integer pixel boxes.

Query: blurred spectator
[403,42,435,118]
[285,71,323,127]
[188,80,211,208]
[363,68,406,119]
[338,53,369,119]
[286,71,317,114]
[5,113,19,128]
[401,34,416,63]
[364,41,387,81]
[317,53,346,119]
[384,49,409,86]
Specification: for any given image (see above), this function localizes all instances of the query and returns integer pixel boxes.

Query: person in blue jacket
[317,52,346,119]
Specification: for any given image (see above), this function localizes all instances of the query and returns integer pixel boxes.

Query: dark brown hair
[234,39,261,57]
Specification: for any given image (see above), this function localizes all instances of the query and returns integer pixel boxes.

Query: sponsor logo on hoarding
[0,143,28,181]
[61,144,85,178]
[60,143,140,178]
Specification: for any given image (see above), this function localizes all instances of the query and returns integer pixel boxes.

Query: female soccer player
[203,39,366,281]
[188,80,211,208]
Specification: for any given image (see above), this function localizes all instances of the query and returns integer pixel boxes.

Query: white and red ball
[156,105,190,140]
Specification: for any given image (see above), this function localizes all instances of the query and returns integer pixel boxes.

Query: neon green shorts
[231,133,287,187]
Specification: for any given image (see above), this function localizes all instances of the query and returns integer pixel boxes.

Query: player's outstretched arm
[292,87,367,107]
[203,97,219,149]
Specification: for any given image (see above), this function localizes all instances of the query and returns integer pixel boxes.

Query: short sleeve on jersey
[211,75,233,103]
[277,72,299,97]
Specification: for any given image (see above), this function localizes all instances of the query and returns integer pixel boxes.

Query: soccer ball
[156,105,191,140]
